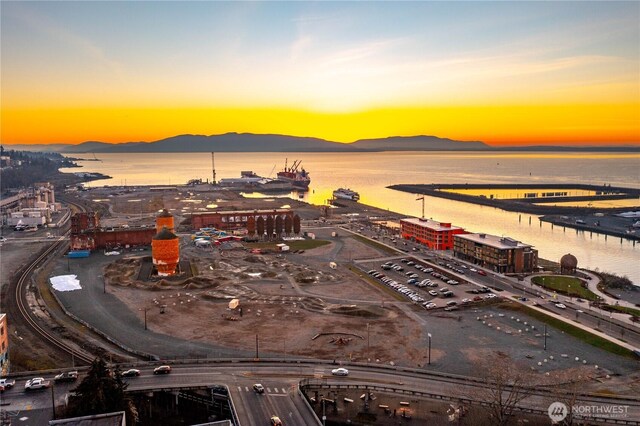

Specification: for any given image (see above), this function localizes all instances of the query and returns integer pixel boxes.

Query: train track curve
[11,199,96,365]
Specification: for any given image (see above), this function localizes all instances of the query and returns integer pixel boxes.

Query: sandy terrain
[104,235,435,365]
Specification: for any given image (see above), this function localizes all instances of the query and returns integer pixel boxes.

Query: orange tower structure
[151,227,180,276]
[156,209,175,233]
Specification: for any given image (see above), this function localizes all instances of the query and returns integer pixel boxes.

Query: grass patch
[501,303,636,359]
[245,239,331,251]
[532,275,599,301]
[350,235,397,255]
[602,304,640,318]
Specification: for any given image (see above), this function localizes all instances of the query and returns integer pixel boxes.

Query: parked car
[122,369,141,377]
[25,377,49,390]
[331,368,349,376]
[428,290,438,297]
[54,371,78,383]
[253,383,265,394]
[153,365,171,375]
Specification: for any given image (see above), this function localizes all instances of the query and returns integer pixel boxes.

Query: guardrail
[298,378,640,425]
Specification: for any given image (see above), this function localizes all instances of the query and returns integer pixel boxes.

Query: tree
[469,352,536,426]
[257,216,265,239]
[275,215,284,238]
[544,369,594,426]
[293,214,301,234]
[65,358,138,424]
[284,215,293,235]
[247,216,256,236]
[266,215,274,240]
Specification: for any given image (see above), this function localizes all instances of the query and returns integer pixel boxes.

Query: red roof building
[400,217,466,250]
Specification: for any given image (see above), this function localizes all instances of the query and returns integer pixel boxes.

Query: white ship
[333,188,360,201]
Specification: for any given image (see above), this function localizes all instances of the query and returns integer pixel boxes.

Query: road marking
[237,386,242,392]
[267,394,288,397]
[244,386,249,392]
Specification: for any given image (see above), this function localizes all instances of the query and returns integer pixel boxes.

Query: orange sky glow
[1,2,638,146]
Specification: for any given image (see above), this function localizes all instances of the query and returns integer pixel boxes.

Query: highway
[2,361,640,425]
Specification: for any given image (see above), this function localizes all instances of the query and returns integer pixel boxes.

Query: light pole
[367,323,370,362]
[427,333,432,365]
[543,324,547,351]
[568,285,571,301]
[140,307,149,330]
[255,334,259,360]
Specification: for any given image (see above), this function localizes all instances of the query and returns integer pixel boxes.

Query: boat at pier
[277,159,310,190]
[333,188,360,201]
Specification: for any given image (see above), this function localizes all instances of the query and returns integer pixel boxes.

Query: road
[2,361,639,425]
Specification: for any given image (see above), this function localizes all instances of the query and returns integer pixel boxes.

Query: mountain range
[4,133,639,153]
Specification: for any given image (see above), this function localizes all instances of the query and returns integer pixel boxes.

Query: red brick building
[70,212,156,250]
[400,217,466,250]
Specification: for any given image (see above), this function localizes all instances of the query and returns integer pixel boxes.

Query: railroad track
[13,199,96,365]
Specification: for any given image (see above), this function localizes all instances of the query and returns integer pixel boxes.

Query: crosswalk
[237,386,289,394]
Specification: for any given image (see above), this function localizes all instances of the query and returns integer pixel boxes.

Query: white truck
[0,378,16,391]
[25,377,50,390]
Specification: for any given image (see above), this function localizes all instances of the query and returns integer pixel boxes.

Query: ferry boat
[276,159,310,190]
[333,188,360,201]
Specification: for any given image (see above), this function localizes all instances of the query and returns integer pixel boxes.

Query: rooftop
[455,233,533,250]
[400,217,463,232]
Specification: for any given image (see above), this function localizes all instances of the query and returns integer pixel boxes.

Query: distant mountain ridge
[4,133,639,153]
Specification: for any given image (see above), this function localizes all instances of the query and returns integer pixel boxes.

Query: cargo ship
[333,188,360,201]
[277,159,310,190]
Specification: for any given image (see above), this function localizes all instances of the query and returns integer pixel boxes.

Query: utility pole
[427,333,432,365]
[544,324,547,350]
[255,334,259,359]
[367,323,370,362]
[211,152,217,185]
[416,196,425,219]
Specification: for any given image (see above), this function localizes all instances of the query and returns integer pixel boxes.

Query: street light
[427,333,432,365]
[367,323,370,362]
[140,307,149,330]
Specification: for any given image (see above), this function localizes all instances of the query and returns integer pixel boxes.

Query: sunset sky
[1,1,639,146]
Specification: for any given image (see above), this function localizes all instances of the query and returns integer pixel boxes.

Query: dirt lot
[104,234,430,365]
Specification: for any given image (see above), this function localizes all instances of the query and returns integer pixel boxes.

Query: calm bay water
[62,151,640,284]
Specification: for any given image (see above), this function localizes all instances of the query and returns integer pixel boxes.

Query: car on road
[153,365,171,375]
[331,368,349,376]
[253,383,265,394]
[122,369,141,377]
[25,377,49,390]
[0,237,6,242]
[54,371,78,383]
[555,303,567,309]
[270,416,283,426]
[0,378,16,391]
[477,270,487,276]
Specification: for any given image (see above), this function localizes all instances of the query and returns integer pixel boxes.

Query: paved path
[523,273,640,329]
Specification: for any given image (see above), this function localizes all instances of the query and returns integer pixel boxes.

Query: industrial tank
[152,226,179,276]
[156,209,175,233]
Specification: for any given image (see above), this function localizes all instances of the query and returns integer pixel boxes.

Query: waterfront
[62,151,640,283]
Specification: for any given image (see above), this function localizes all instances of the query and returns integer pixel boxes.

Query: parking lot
[359,257,499,312]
